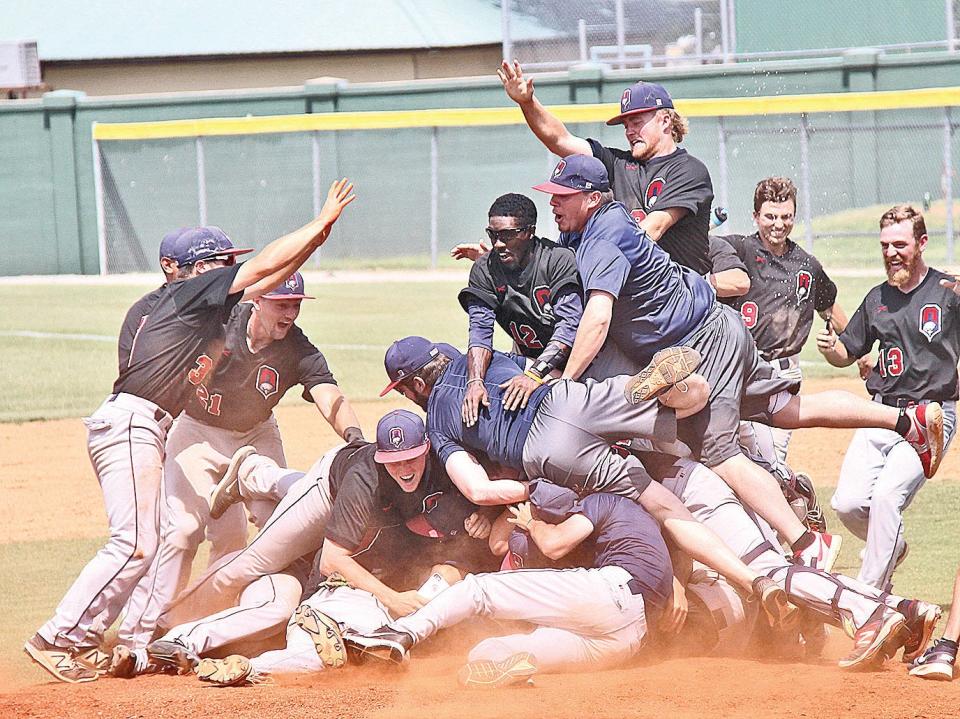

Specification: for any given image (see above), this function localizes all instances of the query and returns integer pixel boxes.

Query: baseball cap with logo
[606,81,674,126]
[159,226,253,266]
[261,272,315,300]
[380,336,441,397]
[532,154,610,196]
[374,409,430,463]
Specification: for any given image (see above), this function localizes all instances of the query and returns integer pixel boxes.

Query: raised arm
[499,61,591,158]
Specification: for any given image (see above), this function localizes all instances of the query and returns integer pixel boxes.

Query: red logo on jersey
[256,365,279,400]
[920,303,942,341]
[796,270,812,304]
[422,492,441,513]
[533,286,552,312]
[645,177,665,208]
[389,426,404,448]
[755,255,766,264]
[630,208,647,226]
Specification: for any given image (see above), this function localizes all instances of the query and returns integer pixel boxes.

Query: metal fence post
[948,0,957,53]
[946,106,955,263]
[91,128,108,275]
[694,8,703,63]
[799,113,815,253]
[430,127,439,269]
[717,116,729,208]
[719,0,730,63]
[615,0,626,69]
[501,0,512,62]
[195,136,208,226]
[578,19,588,62]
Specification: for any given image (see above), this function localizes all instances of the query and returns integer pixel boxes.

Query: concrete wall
[2,50,959,276]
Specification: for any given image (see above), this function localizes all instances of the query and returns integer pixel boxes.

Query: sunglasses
[485,225,534,243]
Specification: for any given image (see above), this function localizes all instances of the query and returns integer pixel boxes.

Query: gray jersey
[722,233,837,361]
[840,267,960,401]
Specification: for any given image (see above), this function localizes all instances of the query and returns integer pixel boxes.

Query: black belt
[107,393,170,422]
[878,396,938,409]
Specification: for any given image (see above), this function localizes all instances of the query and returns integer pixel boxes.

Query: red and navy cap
[374,409,430,463]
[606,81,674,126]
[380,336,440,397]
[262,272,315,300]
[532,154,610,196]
[159,226,253,265]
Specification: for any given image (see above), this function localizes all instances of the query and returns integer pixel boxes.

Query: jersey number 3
[188,355,222,416]
[508,322,544,350]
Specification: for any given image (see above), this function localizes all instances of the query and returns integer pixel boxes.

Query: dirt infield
[4,377,960,717]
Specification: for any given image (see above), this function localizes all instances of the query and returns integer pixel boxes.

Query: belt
[107,393,170,423]
[627,577,645,596]
[875,395,942,409]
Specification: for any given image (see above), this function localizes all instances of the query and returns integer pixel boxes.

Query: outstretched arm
[319,538,425,618]
[445,450,529,505]
[499,61,591,158]
[233,179,355,300]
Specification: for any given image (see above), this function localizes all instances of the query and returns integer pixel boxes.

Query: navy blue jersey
[427,349,551,469]
[575,492,673,612]
[559,202,714,366]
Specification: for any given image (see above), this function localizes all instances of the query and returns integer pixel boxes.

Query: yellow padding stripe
[93,86,960,141]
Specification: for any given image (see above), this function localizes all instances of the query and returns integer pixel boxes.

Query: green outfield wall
[2,51,960,276]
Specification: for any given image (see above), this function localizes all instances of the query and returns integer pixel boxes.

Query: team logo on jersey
[919,303,942,341]
[422,492,441,513]
[552,159,566,178]
[796,270,812,304]
[256,365,279,400]
[389,426,404,448]
[620,88,631,112]
[533,286,552,313]
[645,177,665,208]
[630,208,647,226]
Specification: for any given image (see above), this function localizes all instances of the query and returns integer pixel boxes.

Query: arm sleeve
[708,236,747,274]
[837,300,873,357]
[549,287,583,347]
[577,239,632,298]
[295,337,338,401]
[466,300,496,351]
[587,139,620,180]
[813,263,839,313]
[457,259,500,312]
[324,471,380,551]
[428,426,467,466]
[652,156,713,214]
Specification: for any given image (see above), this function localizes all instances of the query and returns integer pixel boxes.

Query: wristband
[523,370,544,385]
[467,378,485,386]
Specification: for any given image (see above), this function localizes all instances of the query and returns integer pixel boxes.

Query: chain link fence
[502,0,960,70]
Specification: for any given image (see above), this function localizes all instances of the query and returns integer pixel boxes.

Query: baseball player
[117,271,364,649]
[109,410,496,679]
[532,154,944,574]
[910,564,960,680]
[457,193,582,424]
[721,176,849,465]
[500,61,713,273]
[820,205,958,590]
[23,178,355,684]
[344,479,675,685]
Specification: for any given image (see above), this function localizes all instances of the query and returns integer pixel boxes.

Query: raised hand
[498,60,535,105]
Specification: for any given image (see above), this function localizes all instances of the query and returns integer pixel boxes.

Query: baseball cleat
[197,655,267,687]
[209,445,256,519]
[457,652,538,689]
[909,638,957,681]
[624,346,702,404]
[293,604,347,668]
[792,531,842,573]
[838,608,907,670]
[752,577,799,630]
[23,634,99,684]
[899,600,943,663]
[902,403,944,479]
[146,638,200,675]
[73,645,111,675]
[792,472,827,533]
[343,626,415,666]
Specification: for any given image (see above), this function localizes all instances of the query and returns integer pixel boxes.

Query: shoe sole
[923,403,945,479]
[197,656,253,687]
[838,614,906,669]
[24,642,98,684]
[820,534,843,574]
[902,605,943,664]
[760,585,800,631]
[209,446,255,519]
[909,662,955,681]
[457,653,537,688]
[294,606,347,668]
[624,347,702,404]
[343,636,407,666]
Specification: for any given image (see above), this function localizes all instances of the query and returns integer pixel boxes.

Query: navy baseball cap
[262,272,315,300]
[528,479,581,523]
[380,336,441,397]
[159,226,253,265]
[606,81,674,126]
[374,409,430,463]
[532,155,610,196]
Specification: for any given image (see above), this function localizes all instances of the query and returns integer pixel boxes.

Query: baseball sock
[790,531,816,553]
[894,410,911,437]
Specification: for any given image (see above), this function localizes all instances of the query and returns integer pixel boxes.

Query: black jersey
[722,233,837,360]
[112,265,243,415]
[183,302,336,432]
[458,237,581,357]
[840,268,960,402]
[588,140,713,275]
[117,285,164,374]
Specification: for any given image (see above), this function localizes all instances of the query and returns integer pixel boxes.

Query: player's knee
[164,516,205,551]
[869,487,907,515]
[831,492,867,525]
[429,563,463,585]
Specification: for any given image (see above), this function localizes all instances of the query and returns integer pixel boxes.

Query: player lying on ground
[24,179,355,684]
[530,155,943,576]
[109,411,498,680]
[118,271,365,649]
[381,337,796,617]
[821,206,959,591]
